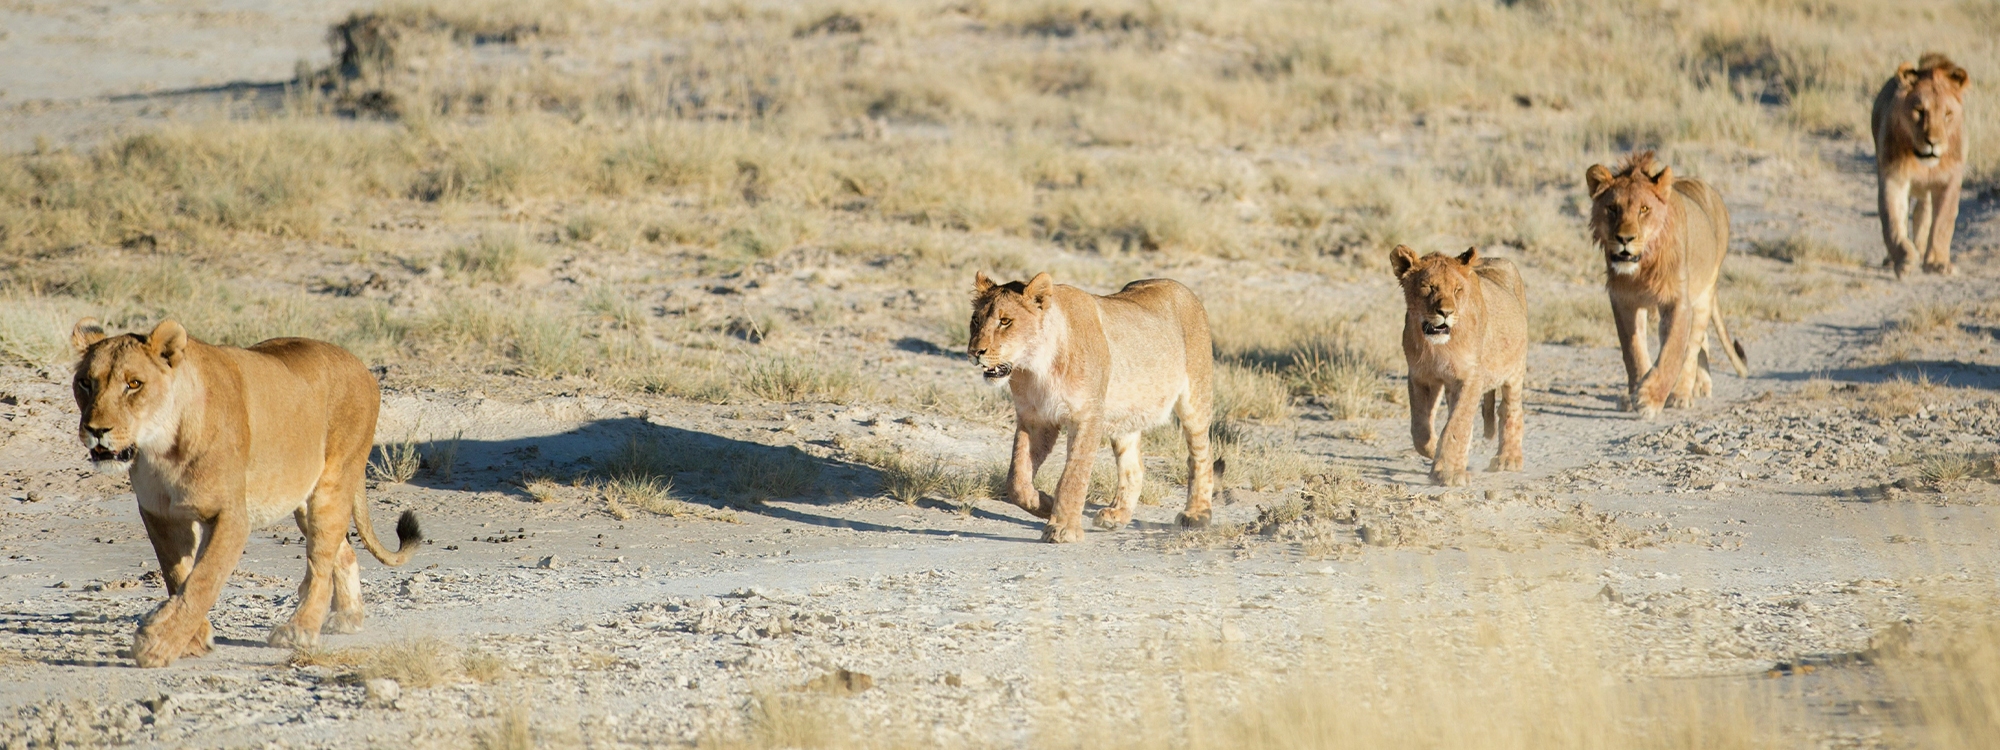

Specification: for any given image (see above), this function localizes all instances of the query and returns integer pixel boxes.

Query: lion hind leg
[327,539,364,634]
[1095,431,1143,531]
[1481,390,1497,441]
[1174,389,1216,529]
[271,477,355,650]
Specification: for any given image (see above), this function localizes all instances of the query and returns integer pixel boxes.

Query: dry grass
[1530,292,1614,347]
[369,438,422,484]
[743,356,861,404]
[856,445,1004,504]
[1862,373,1937,420]
[290,636,510,688]
[441,230,547,285]
[1748,234,1858,267]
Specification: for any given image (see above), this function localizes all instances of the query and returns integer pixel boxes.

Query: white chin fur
[1423,333,1452,345]
[91,459,132,475]
[1610,261,1640,276]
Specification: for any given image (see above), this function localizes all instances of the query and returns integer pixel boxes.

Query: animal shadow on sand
[387,417,1041,542]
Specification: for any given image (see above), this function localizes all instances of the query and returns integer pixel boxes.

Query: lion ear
[1457,247,1479,266]
[1898,61,1920,88]
[973,270,994,296]
[1648,164,1674,193]
[1023,272,1054,310]
[1390,245,1420,278]
[1585,164,1614,197]
[70,318,107,354]
[146,320,189,367]
[1948,64,1969,88]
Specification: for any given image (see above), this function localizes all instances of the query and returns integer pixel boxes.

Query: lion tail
[354,492,422,567]
[1711,307,1750,377]
[1481,391,1498,440]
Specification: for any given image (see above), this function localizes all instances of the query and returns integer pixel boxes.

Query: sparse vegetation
[369,438,422,483]
[1749,235,1857,266]
[856,445,1003,504]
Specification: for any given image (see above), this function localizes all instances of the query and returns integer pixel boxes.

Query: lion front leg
[1043,417,1103,543]
[1430,382,1479,486]
[1612,300,1651,412]
[1923,180,1961,276]
[1004,422,1059,519]
[1408,379,1442,459]
[135,511,245,668]
[1878,176,1916,279]
[1487,375,1525,473]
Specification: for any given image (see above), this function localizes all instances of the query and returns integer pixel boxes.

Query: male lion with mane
[1390,245,1528,486]
[1585,151,1750,419]
[71,319,420,667]
[968,272,1216,543]
[1873,52,1970,278]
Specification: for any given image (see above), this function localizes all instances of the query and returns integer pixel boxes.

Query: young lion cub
[968,272,1217,543]
[1391,246,1528,486]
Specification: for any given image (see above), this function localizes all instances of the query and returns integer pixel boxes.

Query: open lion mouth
[981,362,1014,380]
[88,445,135,463]
[1422,321,1452,337]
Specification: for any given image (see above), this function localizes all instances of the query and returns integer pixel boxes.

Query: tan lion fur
[1585,151,1750,420]
[1390,246,1528,486]
[1873,52,1970,278]
[70,319,420,668]
[968,272,1216,543]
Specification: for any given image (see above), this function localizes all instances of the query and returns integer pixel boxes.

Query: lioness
[71,319,420,667]
[1585,151,1750,419]
[1873,53,1969,278]
[969,272,1216,543]
[1391,246,1528,486]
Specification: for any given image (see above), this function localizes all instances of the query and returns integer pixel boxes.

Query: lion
[1873,53,1970,278]
[1585,151,1750,420]
[968,272,1216,543]
[70,318,420,668]
[1390,246,1528,486]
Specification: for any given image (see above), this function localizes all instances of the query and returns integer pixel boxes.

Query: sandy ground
[5,2,2000,748]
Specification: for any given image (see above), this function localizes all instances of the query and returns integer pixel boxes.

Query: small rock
[364,678,400,707]
[1596,585,1623,604]
[138,694,174,725]
[538,555,562,570]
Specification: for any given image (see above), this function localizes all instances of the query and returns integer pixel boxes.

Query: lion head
[1585,151,1678,277]
[1889,53,1968,166]
[968,271,1054,383]
[1390,245,1481,346]
[70,319,190,473]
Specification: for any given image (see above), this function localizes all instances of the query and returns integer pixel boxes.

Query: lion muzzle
[1422,313,1454,345]
[981,362,1014,380]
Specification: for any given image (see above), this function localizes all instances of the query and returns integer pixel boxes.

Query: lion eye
[126,379,142,392]
[998,318,1012,328]
[1639,206,1650,215]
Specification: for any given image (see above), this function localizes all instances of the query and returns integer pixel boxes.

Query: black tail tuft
[1733,340,1748,364]
[396,510,423,547]
[1213,458,1227,477]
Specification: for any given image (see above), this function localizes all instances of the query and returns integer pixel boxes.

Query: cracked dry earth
[2,258,1999,747]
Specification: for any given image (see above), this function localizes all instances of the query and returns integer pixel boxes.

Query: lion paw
[1040,520,1084,544]
[1923,261,1957,276]
[1430,466,1469,487]
[1487,454,1523,472]
[1092,508,1131,531]
[327,610,365,635]
[1176,509,1211,529]
[132,618,209,668]
[268,622,321,651]
[1414,440,1437,460]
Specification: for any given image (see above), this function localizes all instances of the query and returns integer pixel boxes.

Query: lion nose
[85,426,109,439]
[1616,233,1636,245]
